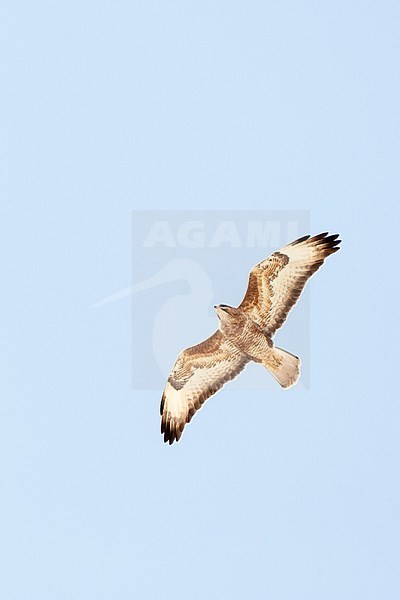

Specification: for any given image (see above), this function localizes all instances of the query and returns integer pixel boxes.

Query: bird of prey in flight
[160,232,341,444]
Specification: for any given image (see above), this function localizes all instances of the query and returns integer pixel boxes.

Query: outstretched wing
[160,331,248,444]
[239,232,341,335]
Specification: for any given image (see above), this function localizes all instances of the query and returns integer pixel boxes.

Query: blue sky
[1,2,399,599]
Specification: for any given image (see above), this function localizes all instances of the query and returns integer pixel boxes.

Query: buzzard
[160,232,341,444]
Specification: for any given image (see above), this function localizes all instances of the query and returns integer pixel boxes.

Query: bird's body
[215,306,299,385]
[217,305,273,359]
[160,232,341,444]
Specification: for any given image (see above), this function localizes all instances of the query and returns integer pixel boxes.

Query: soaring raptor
[160,232,341,444]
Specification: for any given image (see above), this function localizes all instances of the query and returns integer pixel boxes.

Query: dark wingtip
[160,392,166,415]
[161,414,182,445]
[310,231,329,241]
[306,232,341,252]
[291,234,310,245]
[290,232,341,253]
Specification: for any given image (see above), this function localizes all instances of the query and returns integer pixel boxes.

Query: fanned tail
[263,346,301,389]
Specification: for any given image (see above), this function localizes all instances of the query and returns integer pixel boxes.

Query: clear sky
[1,2,399,599]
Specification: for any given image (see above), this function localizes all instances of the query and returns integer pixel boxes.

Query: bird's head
[214,304,234,317]
[214,304,245,333]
